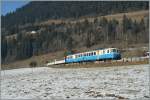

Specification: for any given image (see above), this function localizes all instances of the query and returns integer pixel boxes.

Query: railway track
[46,56,149,67]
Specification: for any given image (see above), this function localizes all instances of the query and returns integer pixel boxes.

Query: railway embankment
[50,57,149,68]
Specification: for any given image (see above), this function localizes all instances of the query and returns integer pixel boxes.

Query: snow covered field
[1,64,150,99]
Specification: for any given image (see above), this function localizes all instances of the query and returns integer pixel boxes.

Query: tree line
[2,14,149,63]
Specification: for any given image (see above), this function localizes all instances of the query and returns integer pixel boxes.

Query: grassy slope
[42,10,149,25]
[2,10,149,70]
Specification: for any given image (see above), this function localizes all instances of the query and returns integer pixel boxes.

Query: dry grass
[42,10,149,25]
[99,10,149,22]
[1,51,64,70]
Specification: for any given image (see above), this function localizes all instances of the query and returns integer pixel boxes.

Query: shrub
[29,61,37,68]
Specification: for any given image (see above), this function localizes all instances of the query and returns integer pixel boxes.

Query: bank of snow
[1,64,150,99]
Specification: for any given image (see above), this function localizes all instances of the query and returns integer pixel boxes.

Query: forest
[1,1,149,63]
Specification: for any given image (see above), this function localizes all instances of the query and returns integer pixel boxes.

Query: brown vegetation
[42,10,148,25]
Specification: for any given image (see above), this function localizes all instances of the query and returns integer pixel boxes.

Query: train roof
[67,48,118,56]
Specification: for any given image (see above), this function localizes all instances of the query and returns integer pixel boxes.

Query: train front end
[111,48,121,60]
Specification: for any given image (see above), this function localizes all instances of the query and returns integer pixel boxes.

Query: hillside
[1,1,149,66]
[1,1,148,35]
[2,10,149,69]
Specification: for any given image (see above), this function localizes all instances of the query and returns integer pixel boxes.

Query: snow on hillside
[1,64,150,99]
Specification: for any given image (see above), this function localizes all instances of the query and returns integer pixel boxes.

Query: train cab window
[117,50,119,53]
[116,50,118,53]
[112,49,116,52]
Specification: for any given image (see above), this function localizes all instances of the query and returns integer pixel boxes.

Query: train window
[92,52,93,56]
[107,50,109,53]
[76,55,77,58]
[75,55,78,58]
[103,50,105,54]
[89,53,92,56]
[94,52,96,55]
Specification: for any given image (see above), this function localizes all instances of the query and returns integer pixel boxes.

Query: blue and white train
[65,48,121,63]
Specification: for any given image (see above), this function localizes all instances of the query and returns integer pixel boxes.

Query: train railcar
[65,48,121,63]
